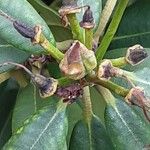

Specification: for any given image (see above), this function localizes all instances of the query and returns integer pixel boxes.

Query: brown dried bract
[125,87,150,122]
[98,60,113,80]
[80,6,95,29]
[59,41,97,80]
[126,44,148,66]
[32,74,58,98]
[56,83,83,104]
[58,3,81,27]
[59,41,86,80]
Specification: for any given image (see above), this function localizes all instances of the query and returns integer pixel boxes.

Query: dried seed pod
[13,21,36,39]
[59,41,97,80]
[58,2,81,27]
[126,44,148,66]
[0,10,42,43]
[56,83,83,104]
[13,21,42,44]
[125,87,150,122]
[59,2,80,17]
[59,41,86,80]
[32,74,58,98]
[0,61,58,98]
[59,2,89,27]
[80,6,95,29]
[97,60,113,80]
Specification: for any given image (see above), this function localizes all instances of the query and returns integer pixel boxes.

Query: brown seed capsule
[13,21,36,39]
[59,41,97,80]
[13,21,42,45]
[32,74,58,98]
[0,61,58,98]
[126,44,148,66]
[125,87,150,122]
[80,6,95,29]
[98,60,114,80]
[59,41,86,80]
[58,2,81,27]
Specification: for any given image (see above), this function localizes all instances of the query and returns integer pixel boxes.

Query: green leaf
[0,0,55,53]
[67,102,82,145]
[0,45,30,73]
[0,79,19,148]
[110,0,150,50]
[90,87,106,123]
[28,0,61,26]
[69,115,114,150]
[105,98,150,150]
[12,83,58,132]
[77,0,102,31]
[4,102,68,150]
[50,0,61,12]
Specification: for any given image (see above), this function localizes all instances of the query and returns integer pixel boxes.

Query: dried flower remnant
[56,83,83,104]
[58,1,81,27]
[98,60,113,80]
[32,74,58,98]
[126,87,150,122]
[80,6,95,29]
[59,41,97,80]
[0,62,58,98]
[0,10,38,42]
[59,41,85,80]
[126,44,148,66]
[13,21,36,39]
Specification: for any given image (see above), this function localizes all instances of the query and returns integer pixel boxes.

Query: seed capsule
[32,74,58,98]
[98,60,113,80]
[0,61,58,98]
[80,6,95,29]
[59,41,97,80]
[58,1,88,27]
[126,44,148,66]
[59,41,86,80]
[125,87,150,122]
[13,21,36,39]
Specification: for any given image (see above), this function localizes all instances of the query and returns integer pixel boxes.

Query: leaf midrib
[29,103,66,150]
[114,106,141,144]
[113,31,150,40]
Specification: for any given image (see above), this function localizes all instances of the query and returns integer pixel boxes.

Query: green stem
[40,34,64,61]
[58,77,75,86]
[67,13,84,43]
[45,43,64,61]
[94,0,118,44]
[110,57,127,67]
[82,86,93,123]
[96,0,129,62]
[87,76,129,97]
[85,29,93,49]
